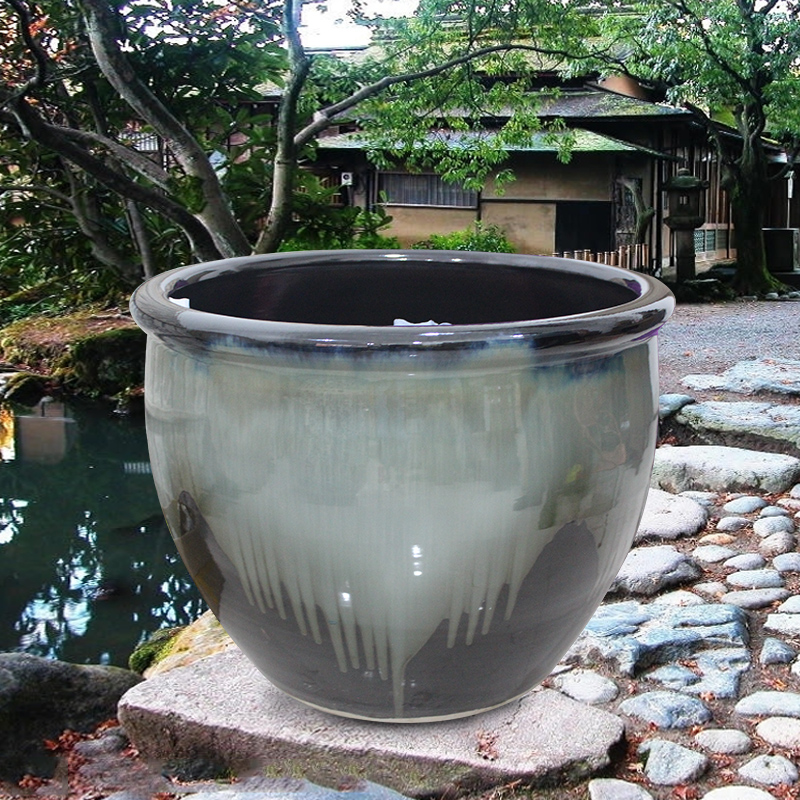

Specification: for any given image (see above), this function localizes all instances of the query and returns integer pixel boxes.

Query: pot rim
[130,250,674,356]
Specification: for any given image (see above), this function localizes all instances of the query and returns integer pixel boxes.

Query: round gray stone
[680,490,719,507]
[791,483,800,499]
[735,691,800,717]
[635,489,708,543]
[723,588,790,609]
[693,728,752,755]
[73,731,128,756]
[723,553,765,570]
[726,569,784,589]
[716,516,749,532]
[753,515,795,537]
[738,754,798,785]
[755,716,800,749]
[701,789,776,800]
[760,505,791,517]
[651,446,800,494]
[693,581,727,597]
[651,590,706,607]
[610,546,701,596]
[759,530,796,557]
[646,664,698,690]
[778,596,800,613]
[588,778,654,800]
[765,613,800,636]
[639,739,708,786]
[693,545,736,563]
[760,637,797,665]
[552,669,619,705]
[773,552,800,573]
[619,691,711,729]
[659,394,695,420]
[723,495,768,514]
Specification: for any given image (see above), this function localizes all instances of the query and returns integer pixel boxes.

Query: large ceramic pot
[130,250,674,722]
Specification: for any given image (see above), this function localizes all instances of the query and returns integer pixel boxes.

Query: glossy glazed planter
[130,250,674,722]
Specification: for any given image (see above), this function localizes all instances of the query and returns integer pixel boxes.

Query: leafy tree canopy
[567,0,800,290]
[1,0,798,294]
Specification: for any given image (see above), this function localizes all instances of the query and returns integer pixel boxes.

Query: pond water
[0,400,206,667]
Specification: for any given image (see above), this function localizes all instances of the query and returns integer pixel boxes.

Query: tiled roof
[537,90,689,119]
[317,127,675,157]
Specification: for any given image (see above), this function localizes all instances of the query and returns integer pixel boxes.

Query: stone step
[118,649,624,796]
[681,358,800,397]
[675,400,800,453]
[651,445,800,494]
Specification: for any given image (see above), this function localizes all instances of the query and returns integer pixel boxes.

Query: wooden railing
[553,243,651,273]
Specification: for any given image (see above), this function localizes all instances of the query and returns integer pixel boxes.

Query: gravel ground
[658,299,800,396]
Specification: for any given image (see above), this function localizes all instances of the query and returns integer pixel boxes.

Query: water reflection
[0,400,205,666]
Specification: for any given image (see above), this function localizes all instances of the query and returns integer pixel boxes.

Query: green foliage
[345,0,597,189]
[586,0,800,292]
[591,0,800,138]
[412,222,516,253]
[279,177,400,251]
[0,211,128,320]
[0,0,286,281]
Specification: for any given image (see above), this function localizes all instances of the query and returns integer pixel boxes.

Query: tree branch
[77,0,250,257]
[60,160,141,283]
[56,126,172,189]
[0,181,72,205]
[253,0,310,253]
[684,100,736,169]
[294,42,612,147]
[7,98,223,262]
[6,0,49,88]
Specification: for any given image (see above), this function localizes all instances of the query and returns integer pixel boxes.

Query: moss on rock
[61,326,146,398]
[0,308,145,404]
[144,610,234,677]
[129,627,183,675]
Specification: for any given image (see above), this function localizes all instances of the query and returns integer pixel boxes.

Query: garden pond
[0,399,205,667]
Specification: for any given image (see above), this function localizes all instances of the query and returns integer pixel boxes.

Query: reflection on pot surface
[132,250,673,721]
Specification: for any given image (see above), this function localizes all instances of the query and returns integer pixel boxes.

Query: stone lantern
[664,168,708,282]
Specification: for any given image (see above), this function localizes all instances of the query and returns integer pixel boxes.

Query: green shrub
[279,180,400,251]
[412,222,516,253]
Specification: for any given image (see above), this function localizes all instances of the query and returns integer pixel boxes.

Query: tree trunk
[79,0,251,260]
[254,0,309,255]
[728,147,784,294]
[125,200,156,280]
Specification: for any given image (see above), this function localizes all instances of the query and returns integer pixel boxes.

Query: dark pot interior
[169,260,638,326]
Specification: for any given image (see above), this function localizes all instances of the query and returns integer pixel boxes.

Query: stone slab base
[119,649,624,796]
